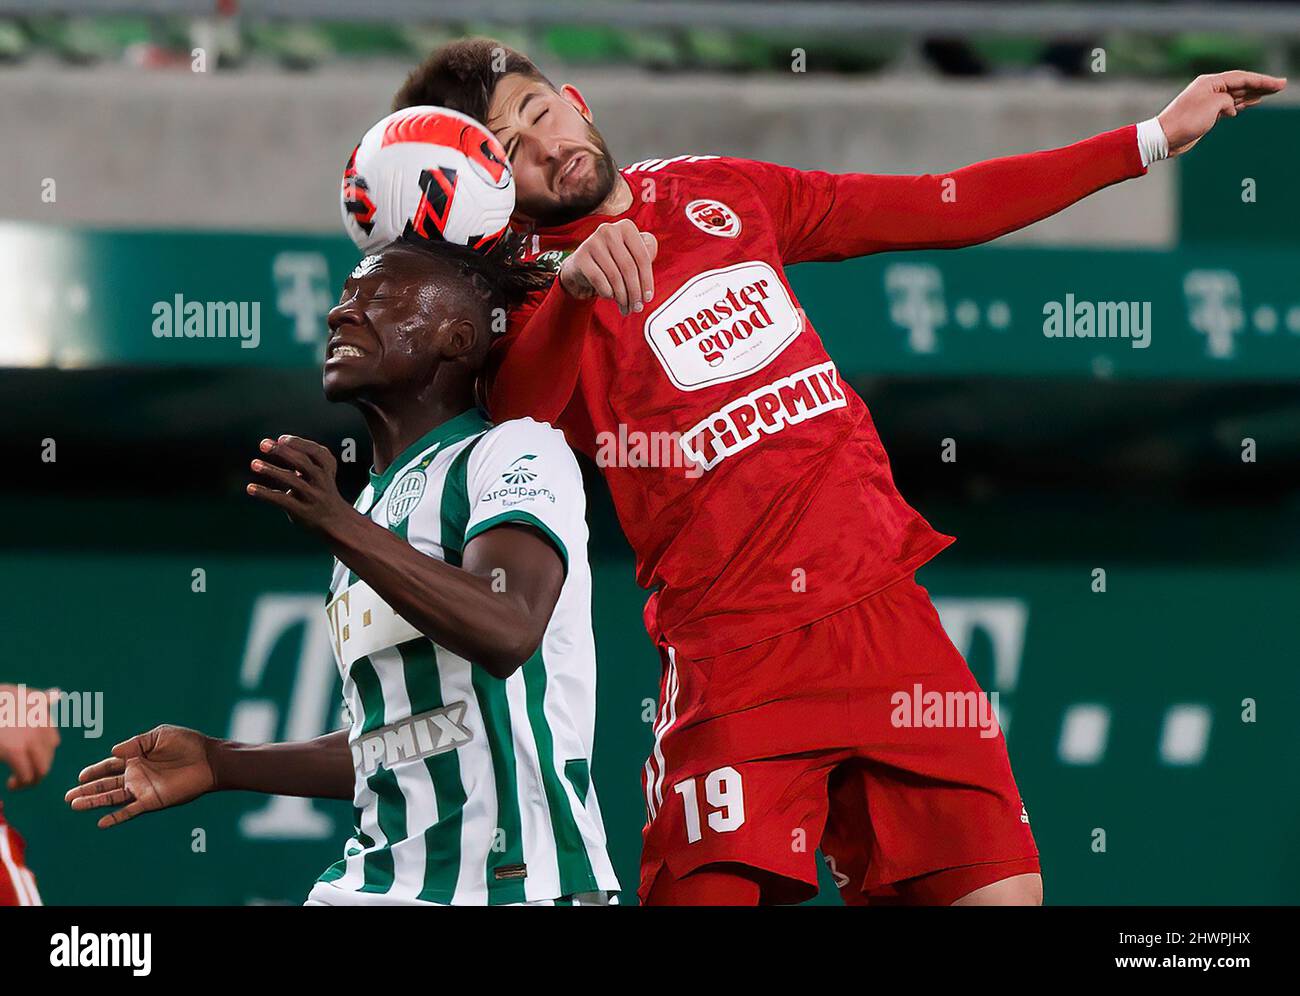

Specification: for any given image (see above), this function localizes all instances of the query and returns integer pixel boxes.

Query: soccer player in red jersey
[391,42,1284,905]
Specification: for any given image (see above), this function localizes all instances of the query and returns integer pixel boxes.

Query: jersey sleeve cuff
[464,511,569,574]
[1136,117,1170,168]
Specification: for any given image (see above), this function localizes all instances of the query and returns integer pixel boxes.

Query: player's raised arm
[65,725,355,828]
[751,70,1285,264]
[484,281,594,426]
[248,434,566,679]
[485,221,656,426]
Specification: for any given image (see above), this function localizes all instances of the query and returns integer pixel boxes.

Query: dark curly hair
[388,233,553,320]
[392,37,552,122]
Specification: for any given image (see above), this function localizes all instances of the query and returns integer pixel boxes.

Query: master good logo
[644,260,803,391]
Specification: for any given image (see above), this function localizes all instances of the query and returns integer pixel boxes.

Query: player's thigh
[821,757,1041,906]
[950,871,1043,906]
[820,583,1040,901]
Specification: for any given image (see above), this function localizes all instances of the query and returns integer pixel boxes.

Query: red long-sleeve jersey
[487,126,1147,659]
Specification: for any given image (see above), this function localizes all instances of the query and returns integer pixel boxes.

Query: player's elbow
[479,619,546,680]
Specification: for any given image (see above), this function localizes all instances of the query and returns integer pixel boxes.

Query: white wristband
[1136,117,1170,167]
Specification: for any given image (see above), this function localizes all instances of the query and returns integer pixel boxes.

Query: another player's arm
[247,435,563,679]
[0,684,60,790]
[484,222,656,424]
[771,70,1286,260]
[66,726,354,829]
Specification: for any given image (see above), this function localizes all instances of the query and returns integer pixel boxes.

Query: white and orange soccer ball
[340,105,515,254]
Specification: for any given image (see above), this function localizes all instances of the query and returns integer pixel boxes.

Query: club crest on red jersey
[685,199,741,238]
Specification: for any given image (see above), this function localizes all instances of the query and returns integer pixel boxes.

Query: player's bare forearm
[68,723,354,827]
[322,512,562,678]
[208,729,354,800]
[248,434,563,677]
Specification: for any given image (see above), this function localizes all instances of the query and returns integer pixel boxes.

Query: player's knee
[951,872,1043,906]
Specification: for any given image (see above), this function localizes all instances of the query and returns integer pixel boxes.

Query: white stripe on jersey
[370,645,436,899]
[624,154,719,174]
[0,826,35,906]
[646,649,680,820]
[505,670,560,903]
[440,645,494,906]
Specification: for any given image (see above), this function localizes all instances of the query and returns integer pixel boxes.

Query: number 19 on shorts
[673,766,746,843]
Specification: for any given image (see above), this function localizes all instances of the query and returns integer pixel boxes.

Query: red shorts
[0,807,42,906]
[639,577,1039,905]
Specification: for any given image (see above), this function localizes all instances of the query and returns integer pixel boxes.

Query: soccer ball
[341,105,515,255]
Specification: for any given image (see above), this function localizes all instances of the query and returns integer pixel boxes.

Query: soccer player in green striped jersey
[67,239,620,906]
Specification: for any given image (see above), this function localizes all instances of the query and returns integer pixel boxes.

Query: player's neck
[359,393,476,476]
[596,173,633,217]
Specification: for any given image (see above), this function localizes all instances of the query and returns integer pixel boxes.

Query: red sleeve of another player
[484,283,593,427]
[737,124,1147,263]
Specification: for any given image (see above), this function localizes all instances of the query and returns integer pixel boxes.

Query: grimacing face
[486,74,619,227]
[323,250,480,403]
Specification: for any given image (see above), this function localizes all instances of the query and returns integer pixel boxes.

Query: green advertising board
[4,549,1296,905]
[6,221,1300,379]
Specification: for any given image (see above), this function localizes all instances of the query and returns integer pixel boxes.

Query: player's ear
[560,84,593,123]
[439,316,480,363]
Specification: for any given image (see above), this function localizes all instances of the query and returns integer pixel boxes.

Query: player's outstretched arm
[65,725,354,828]
[768,70,1285,262]
[248,436,564,678]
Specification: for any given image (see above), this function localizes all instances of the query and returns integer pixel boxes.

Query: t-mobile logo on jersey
[643,260,803,391]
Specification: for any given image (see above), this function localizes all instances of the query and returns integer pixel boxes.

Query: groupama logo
[502,455,539,485]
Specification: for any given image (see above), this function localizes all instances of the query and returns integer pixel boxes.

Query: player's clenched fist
[65,725,216,829]
[559,218,658,316]
[1156,71,1286,156]
[247,434,352,534]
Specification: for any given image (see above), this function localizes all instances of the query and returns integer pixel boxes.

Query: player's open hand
[0,685,61,790]
[65,725,216,829]
[559,219,658,316]
[247,435,353,535]
[1157,71,1286,156]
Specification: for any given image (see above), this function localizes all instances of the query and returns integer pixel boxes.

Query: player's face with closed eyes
[487,73,618,227]
[323,252,471,403]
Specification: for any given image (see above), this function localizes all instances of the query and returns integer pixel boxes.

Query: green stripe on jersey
[438,435,528,903]
[395,638,467,905]
[471,668,528,904]
[351,654,402,893]
[523,647,600,897]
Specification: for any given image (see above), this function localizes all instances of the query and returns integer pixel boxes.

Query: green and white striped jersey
[309,409,619,905]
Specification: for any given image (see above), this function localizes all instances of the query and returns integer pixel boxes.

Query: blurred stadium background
[2,0,1299,905]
